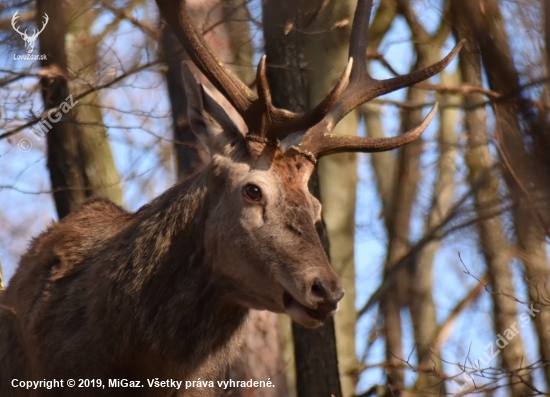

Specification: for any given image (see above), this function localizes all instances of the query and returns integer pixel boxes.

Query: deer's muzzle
[282,275,344,327]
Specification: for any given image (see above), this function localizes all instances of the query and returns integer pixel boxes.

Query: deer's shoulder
[13,198,131,286]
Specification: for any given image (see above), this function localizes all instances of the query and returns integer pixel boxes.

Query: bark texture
[37,0,85,218]
[304,0,359,394]
[410,70,458,395]
[452,0,550,391]
[263,0,344,395]
[37,0,122,220]
[65,0,122,205]
[362,0,398,222]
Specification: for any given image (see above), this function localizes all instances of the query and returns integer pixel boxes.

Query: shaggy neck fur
[96,170,249,368]
[0,166,249,394]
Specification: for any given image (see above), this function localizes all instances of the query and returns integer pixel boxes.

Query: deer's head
[157,0,463,327]
[11,11,49,54]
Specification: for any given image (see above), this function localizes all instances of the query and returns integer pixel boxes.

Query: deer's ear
[182,64,246,156]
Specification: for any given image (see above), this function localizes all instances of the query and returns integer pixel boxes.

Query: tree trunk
[457,36,532,396]
[303,0,359,394]
[65,0,122,205]
[162,23,210,180]
[411,70,458,395]
[37,0,122,220]
[372,3,452,392]
[452,0,550,391]
[379,63,428,397]
[37,0,85,219]
[361,0,398,228]
[292,169,341,397]
[226,311,289,397]
[263,0,343,395]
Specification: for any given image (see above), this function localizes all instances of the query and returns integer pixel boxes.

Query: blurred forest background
[1,0,550,396]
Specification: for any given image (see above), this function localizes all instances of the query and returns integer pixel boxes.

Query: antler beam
[11,11,25,38]
[156,0,255,115]
[156,0,351,141]
[294,0,464,161]
[156,0,463,159]
[294,104,438,161]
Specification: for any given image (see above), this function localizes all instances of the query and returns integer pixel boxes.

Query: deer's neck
[101,170,248,373]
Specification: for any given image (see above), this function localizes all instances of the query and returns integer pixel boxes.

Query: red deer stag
[0,0,462,395]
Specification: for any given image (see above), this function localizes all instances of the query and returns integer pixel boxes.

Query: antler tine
[156,0,256,121]
[256,56,271,108]
[295,103,438,161]
[348,0,373,73]
[157,0,356,141]
[329,39,464,125]
[264,58,354,140]
[294,0,464,161]
[251,53,355,140]
[30,13,48,38]
[254,55,275,138]
[157,0,460,151]
[11,11,24,37]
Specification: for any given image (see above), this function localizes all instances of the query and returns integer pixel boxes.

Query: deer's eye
[244,184,262,201]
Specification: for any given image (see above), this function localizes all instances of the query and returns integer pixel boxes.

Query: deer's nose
[309,278,345,306]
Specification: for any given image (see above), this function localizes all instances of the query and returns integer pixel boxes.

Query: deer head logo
[11,11,49,54]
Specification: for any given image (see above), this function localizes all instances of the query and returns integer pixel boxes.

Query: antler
[29,13,49,39]
[156,0,351,142]
[11,11,27,39]
[11,11,49,40]
[156,0,463,159]
[294,0,464,161]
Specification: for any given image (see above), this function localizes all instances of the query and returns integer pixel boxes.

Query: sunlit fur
[0,80,343,397]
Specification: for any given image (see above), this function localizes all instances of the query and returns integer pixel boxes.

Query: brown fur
[0,171,248,397]
[0,78,343,397]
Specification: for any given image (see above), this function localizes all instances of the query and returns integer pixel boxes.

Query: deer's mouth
[282,291,334,327]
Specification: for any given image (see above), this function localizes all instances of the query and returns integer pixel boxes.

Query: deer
[0,0,462,396]
[11,11,49,54]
